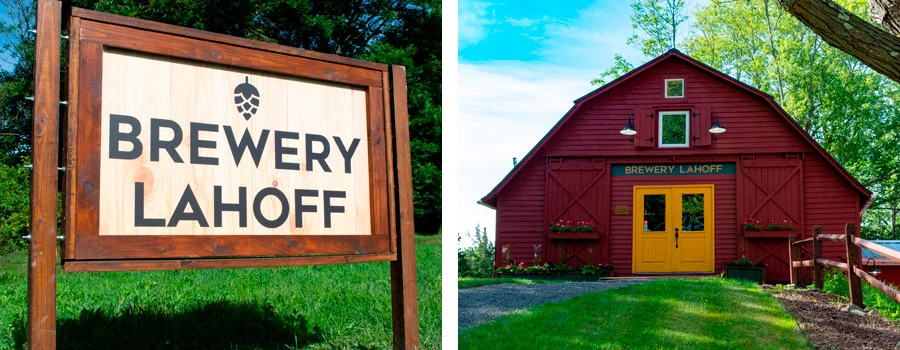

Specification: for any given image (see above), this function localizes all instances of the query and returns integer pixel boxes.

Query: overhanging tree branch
[779,0,900,84]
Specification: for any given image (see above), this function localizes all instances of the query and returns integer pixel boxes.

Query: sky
[456,0,707,246]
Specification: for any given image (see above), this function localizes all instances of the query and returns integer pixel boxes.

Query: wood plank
[789,235,799,285]
[816,234,845,242]
[69,7,388,72]
[791,259,815,267]
[792,237,814,246]
[854,237,900,264]
[79,20,382,88]
[62,253,395,272]
[72,41,103,245]
[382,71,397,253]
[855,268,900,305]
[388,65,419,349]
[813,226,823,289]
[63,16,82,259]
[845,223,864,308]
[28,1,61,348]
[817,258,848,271]
[73,235,390,260]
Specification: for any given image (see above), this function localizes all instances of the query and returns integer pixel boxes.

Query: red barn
[480,50,872,282]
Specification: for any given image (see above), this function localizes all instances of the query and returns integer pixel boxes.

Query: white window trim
[664,79,684,98]
[658,111,690,148]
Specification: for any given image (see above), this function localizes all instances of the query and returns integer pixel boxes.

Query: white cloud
[536,4,643,69]
[456,61,596,244]
[505,16,540,28]
[458,0,495,49]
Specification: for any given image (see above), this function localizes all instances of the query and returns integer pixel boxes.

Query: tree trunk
[779,0,900,84]
[869,0,900,35]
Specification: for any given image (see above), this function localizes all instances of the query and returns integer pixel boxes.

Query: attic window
[665,79,684,98]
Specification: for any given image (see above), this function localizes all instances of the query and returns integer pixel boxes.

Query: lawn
[0,235,440,349]
[460,278,810,349]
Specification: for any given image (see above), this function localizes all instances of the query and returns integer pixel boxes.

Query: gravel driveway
[458,280,649,329]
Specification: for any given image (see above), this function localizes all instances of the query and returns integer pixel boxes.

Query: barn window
[665,79,684,98]
[659,111,690,147]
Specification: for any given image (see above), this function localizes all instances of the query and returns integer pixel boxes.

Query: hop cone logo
[234,76,260,120]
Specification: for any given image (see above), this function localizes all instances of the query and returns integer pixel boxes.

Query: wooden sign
[63,9,401,268]
[27,4,419,349]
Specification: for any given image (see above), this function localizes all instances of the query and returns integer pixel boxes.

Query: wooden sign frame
[29,2,419,349]
[64,8,398,269]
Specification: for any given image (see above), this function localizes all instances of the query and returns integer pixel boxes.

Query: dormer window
[659,111,690,147]
[665,79,684,98]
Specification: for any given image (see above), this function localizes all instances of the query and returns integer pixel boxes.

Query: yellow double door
[633,185,714,273]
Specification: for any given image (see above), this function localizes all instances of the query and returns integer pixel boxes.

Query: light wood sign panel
[63,9,399,269]
[99,49,371,237]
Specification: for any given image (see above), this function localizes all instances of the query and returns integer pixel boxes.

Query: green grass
[459,278,810,349]
[0,234,441,349]
[458,277,565,289]
[822,268,900,320]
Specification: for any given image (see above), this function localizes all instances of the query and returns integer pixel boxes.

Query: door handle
[675,227,679,248]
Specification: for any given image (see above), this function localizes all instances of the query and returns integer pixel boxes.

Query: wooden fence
[789,223,900,308]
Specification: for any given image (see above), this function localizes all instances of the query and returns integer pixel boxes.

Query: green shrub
[458,225,494,278]
[822,268,900,319]
[0,164,30,251]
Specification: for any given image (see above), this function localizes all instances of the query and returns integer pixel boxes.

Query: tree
[593,0,687,85]
[0,0,442,234]
[627,0,688,56]
[0,0,35,165]
[777,0,900,84]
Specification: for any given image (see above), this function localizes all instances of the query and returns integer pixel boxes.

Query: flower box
[742,230,795,238]
[548,232,602,240]
[724,266,766,284]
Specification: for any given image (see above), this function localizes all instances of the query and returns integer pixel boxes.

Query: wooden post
[788,234,798,286]
[388,65,419,349]
[845,223,864,308]
[813,226,823,290]
[27,0,61,348]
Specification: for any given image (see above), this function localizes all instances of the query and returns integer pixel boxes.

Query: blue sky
[459,1,644,68]
[456,0,707,245]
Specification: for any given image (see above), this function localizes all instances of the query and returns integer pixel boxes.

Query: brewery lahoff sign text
[102,65,369,235]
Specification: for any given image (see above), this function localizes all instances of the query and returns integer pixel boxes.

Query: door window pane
[644,194,666,232]
[681,194,705,231]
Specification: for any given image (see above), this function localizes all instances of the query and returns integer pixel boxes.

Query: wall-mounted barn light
[620,117,637,136]
[866,257,882,276]
[709,116,726,134]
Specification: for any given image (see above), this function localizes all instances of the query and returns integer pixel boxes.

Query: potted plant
[724,258,767,284]
[580,263,615,281]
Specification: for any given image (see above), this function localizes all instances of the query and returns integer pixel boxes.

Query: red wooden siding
[495,162,547,267]
[803,154,862,264]
[487,52,869,280]
[545,158,608,233]
[738,156,804,282]
[544,158,610,267]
